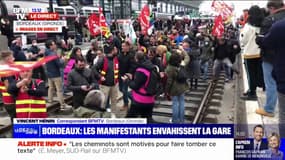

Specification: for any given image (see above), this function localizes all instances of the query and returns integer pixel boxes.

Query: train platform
[240,57,279,138]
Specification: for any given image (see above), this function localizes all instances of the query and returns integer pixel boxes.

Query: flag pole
[99,7,104,54]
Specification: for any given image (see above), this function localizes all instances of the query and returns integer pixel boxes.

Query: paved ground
[241,56,279,138]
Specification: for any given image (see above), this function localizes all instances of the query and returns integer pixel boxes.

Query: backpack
[136,66,160,96]
[176,66,187,83]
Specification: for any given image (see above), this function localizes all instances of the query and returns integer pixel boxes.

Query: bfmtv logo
[13,8,44,20]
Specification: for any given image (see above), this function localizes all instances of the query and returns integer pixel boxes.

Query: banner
[0,119,233,159]
[98,7,111,38]
[87,13,101,36]
[211,0,233,22]
[0,55,58,78]
[86,7,111,38]
[122,20,137,44]
[139,5,150,35]
[212,15,224,38]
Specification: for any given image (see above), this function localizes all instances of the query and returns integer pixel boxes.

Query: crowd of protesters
[0,13,243,125]
[1,1,285,137]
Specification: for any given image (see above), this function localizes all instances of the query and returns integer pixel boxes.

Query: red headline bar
[28,13,59,20]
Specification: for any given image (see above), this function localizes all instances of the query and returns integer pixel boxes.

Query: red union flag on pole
[98,7,111,38]
[87,7,111,38]
[87,13,101,36]
[139,5,150,35]
[211,0,233,21]
[212,15,224,38]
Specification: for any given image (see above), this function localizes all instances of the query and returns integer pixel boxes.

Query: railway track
[0,69,227,136]
[152,69,225,124]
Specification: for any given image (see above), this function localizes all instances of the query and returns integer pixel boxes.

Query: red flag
[0,55,58,78]
[139,5,150,35]
[86,7,111,38]
[87,13,101,36]
[211,0,233,21]
[212,15,224,38]
[98,7,111,38]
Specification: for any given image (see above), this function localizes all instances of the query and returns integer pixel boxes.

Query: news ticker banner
[13,118,233,138]
[0,139,233,160]
[3,118,234,159]
[3,119,284,159]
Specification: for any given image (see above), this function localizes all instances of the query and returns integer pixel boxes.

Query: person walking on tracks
[8,70,47,118]
[124,51,157,123]
[165,51,188,123]
[118,41,135,111]
[212,37,238,82]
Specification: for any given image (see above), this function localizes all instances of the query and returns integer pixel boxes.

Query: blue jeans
[213,58,232,80]
[201,61,209,80]
[119,79,129,106]
[60,68,66,93]
[262,62,277,113]
[172,94,185,123]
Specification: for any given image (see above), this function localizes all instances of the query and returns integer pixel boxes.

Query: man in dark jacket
[67,58,98,109]
[255,0,285,117]
[45,40,66,110]
[228,36,241,80]
[263,18,285,137]
[94,43,119,118]
[113,31,122,51]
[74,17,82,35]
[212,37,235,82]
[10,37,26,61]
[117,41,135,111]
[200,37,214,80]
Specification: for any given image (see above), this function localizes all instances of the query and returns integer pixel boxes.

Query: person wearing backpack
[165,52,188,123]
[124,51,157,123]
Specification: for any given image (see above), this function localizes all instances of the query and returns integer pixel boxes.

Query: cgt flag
[0,55,58,78]
[211,0,233,22]
[87,13,101,36]
[87,7,111,38]
[139,5,150,35]
[98,7,111,38]
[212,15,224,38]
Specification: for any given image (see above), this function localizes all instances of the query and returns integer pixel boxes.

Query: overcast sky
[199,1,268,17]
